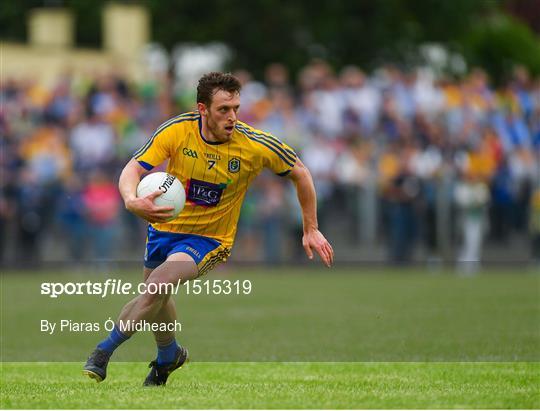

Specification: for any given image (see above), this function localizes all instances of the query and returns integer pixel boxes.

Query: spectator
[382,153,421,263]
[82,171,121,260]
[530,188,540,262]
[454,171,489,273]
[56,176,86,262]
[70,107,116,174]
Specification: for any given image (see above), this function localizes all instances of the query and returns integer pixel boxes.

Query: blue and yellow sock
[157,339,179,365]
[97,325,130,354]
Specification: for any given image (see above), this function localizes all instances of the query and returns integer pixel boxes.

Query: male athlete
[83,72,334,386]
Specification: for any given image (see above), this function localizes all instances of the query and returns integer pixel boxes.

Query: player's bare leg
[114,253,197,336]
[138,253,197,385]
[143,267,178,347]
[84,253,197,383]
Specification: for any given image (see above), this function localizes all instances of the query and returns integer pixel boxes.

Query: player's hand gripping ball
[136,172,185,221]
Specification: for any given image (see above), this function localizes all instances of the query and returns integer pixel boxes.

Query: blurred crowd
[1,60,540,265]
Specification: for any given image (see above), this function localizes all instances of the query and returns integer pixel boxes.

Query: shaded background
[1,0,540,267]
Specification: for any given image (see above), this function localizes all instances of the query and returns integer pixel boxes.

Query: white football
[136,172,185,221]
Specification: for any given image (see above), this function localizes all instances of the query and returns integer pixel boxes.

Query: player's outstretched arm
[288,158,334,267]
[119,158,175,223]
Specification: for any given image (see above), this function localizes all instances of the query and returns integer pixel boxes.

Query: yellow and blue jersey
[133,112,297,249]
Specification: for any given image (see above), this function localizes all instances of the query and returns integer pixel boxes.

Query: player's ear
[197,102,207,116]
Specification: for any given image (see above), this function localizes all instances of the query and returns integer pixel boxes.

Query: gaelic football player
[83,72,334,386]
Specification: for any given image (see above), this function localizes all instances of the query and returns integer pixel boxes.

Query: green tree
[1,0,538,81]
[462,13,540,83]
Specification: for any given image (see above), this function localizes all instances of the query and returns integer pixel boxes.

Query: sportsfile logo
[40,279,182,299]
[186,178,224,206]
[39,279,253,298]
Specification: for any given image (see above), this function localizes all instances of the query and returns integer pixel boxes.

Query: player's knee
[145,276,175,297]
[138,291,161,309]
[139,281,170,308]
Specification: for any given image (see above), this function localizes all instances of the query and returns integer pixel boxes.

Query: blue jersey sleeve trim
[138,160,154,170]
[277,169,292,177]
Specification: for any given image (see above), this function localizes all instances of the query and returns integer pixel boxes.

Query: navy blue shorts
[144,226,229,274]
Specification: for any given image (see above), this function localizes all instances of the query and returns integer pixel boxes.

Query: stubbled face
[198,90,240,143]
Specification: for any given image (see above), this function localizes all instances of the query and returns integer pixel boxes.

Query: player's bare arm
[288,158,334,267]
[118,158,174,223]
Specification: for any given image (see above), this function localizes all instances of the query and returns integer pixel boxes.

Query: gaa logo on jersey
[186,178,224,207]
[228,157,240,173]
[182,147,198,158]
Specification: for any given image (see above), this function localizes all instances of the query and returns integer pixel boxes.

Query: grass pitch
[1,362,538,409]
[1,266,539,408]
[3,267,539,362]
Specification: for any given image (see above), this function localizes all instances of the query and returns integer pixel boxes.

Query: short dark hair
[197,72,242,106]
